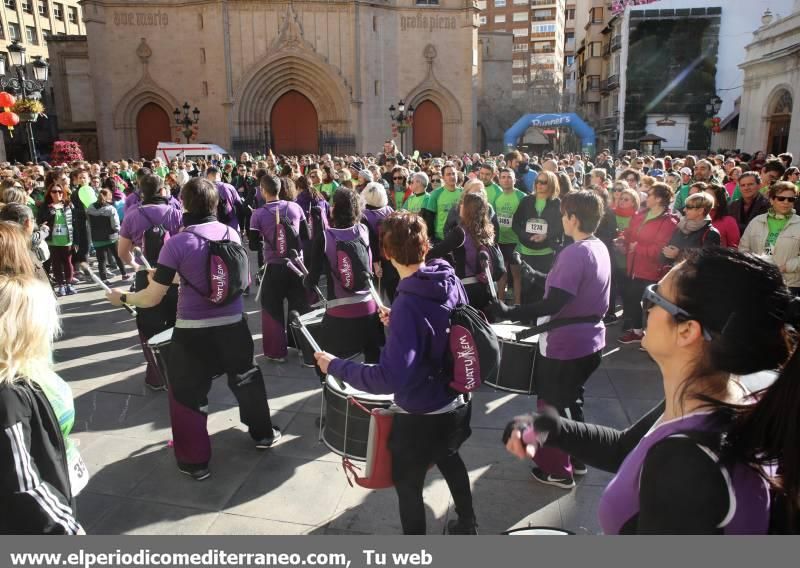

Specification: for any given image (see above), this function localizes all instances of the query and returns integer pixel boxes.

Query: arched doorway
[271,90,319,154]
[768,90,792,155]
[136,103,171,159]
[413,100,443,155]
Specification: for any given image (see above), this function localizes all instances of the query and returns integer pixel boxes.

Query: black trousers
[95,243,126,279]
[622,276,652,331]
[319,312,384,363]
[390,401,474,534]
[167,317,274,466]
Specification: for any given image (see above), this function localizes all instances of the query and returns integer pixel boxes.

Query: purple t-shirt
[119,204,183,246]
[538,237,610,360]
[124,191,141,212]
[250,201,306,265]
[157,221,244,320]
[215,182,241,231]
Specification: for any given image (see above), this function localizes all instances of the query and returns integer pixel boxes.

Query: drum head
[325,375,393,402]
[492,323,538,344]
[300,308,325,325]
[503,527,574,536]
[148,327,174,347]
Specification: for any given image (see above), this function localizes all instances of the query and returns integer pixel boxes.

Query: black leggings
[95,242,126,279]
[622,276,653,331]
[390,402,474,534]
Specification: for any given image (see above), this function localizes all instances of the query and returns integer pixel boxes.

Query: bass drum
[146,327,174,386]
[486,323,538,394]
[321,375,393,461]
[291,308,325,367]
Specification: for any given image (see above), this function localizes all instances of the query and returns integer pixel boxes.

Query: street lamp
[389,99,414,154]
[705,95,722,153]
[0,41,49,163]
[174,102,200,143]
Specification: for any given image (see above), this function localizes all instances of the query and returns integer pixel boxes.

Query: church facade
[48,0,486,159]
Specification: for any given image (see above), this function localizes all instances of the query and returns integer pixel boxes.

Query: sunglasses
[50,189,64,194]
[641,284,712,341]
[774,195,797,203]
[613,187,624,192]
[393,176,406,181]
[684,204,704,210]
[431,179,442,183]
[535,180,548,185]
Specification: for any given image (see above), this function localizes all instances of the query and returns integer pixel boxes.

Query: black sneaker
[531,467,575,489]
[603,313,619,326]
[178,463,211,481]
[255,428,282,449]
[446,518,478,535]
[571,459,588,476]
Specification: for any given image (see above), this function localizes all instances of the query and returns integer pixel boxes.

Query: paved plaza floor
[57,272,665,535]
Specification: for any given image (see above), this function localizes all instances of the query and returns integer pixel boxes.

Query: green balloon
[78,185,96,209]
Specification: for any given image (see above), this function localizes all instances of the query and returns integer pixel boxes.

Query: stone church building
[47,0,510,160]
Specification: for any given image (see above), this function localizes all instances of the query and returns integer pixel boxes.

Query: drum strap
[514,315,603,341]
[461,276,481,285]
[325,292,373,309]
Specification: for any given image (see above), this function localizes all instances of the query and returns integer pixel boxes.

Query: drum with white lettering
[322,375,393,461]
[146,327,174,386]
[291,308,325,367]
[486,323,538,395]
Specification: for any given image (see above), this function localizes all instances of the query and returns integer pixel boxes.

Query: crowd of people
[1,140,800,534]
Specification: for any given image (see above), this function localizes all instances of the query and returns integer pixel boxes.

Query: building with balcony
[1,0,84,61]
[477,0,566,98]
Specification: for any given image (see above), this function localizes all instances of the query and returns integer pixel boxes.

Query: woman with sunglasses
[390,166,411,210]
[37,182,77,296]
[504,247,800,533]
[661,193,720,266]
[740,181,800,295]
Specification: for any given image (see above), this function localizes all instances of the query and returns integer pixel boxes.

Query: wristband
[120,293,128,305]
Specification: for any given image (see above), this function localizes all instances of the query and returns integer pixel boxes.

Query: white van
[155,142,229,163]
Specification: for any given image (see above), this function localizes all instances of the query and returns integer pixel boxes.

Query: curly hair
[460,192,494,247]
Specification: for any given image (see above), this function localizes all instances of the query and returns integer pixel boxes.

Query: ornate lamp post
[174,102,200,143]
[0,41,49,162]
[705,95,722,153]
[389,100,414,154]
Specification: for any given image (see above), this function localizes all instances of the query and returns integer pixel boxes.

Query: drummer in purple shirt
[315,212,477,536]
[492,190,611,489]
[206,166,243,233]
[117,174,184,390]
[107,177,280,481]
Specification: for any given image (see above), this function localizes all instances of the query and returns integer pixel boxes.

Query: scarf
[182,213,216,227]
[677,215,711,235]
[612,205,636,217]
[143,195,170,206]
[768,208,794,221]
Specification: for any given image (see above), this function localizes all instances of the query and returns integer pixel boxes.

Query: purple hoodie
[329,259,468,413]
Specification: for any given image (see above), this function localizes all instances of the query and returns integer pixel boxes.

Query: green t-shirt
[485,183,502,207]
[615,215,633,230]
[517,196,554,256]
[154,166,169,179]
[645,209,660,222]
[394,189,408,210]
[320,182,340,202]
[675,184,691,210]
[403,192,428,214]
[766,213,790,253]
[51,207,71,247]
[494,189,526,245]
[424,186,463,240]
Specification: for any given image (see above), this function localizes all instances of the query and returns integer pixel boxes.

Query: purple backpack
[180,227,250,305]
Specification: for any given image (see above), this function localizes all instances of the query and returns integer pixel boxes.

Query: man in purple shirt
[106,177,280,481]
[206,166,242,232]
[492,190,610,489]
[117,174,184,390]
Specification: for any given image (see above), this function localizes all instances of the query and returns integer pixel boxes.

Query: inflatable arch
[504,113,596,155]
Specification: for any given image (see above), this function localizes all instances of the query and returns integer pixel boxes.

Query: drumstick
[289,310,345,390]
[362,271,386,311]
[79,263,137,316]
[288,249,325,303]
[132,246,152,271]
[254,264,268,302]
[479,250,497,301]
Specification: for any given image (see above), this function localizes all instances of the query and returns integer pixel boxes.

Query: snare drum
[146,327,174,386]
[486,323,538,394]
[321,375,393,461]
[291,308,325,367]
[503,527,574,536]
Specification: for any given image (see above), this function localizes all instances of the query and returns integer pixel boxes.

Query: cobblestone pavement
[57,271,665,535]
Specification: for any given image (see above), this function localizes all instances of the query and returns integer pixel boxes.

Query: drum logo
[337,251,354,289]
[210,254,228,303]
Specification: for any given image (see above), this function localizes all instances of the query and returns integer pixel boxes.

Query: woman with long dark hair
[704,183,740,248]
[505,247,800,533]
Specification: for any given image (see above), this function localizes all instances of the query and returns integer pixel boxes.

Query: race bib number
[526,219,548,235]
[498,216,512,227]
[69,453,89,496]
[53,224,68,237]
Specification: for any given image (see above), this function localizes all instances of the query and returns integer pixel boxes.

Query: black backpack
[266,203,300,258]
[180,227,250,305]
[444,303,500,393]
[139,206,171,265]
[335,237,371,292]
[216,186,233,224]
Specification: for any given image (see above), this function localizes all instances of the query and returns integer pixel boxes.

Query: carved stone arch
[234,51,352,142]
[763,84,794,118]
[113,82,178,157]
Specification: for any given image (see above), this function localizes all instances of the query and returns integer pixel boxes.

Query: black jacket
[729,195,769,235]
[37,204,75,245]
[0,381,82,534]
[512,195,563,253]
[663,220,721,264]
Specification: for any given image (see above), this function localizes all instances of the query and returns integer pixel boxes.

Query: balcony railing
[606,73,619,89]
[611,34,622,51]
[531,0,556,5]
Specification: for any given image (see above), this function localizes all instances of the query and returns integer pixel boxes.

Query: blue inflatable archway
[503,113,596,155]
